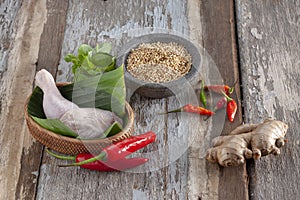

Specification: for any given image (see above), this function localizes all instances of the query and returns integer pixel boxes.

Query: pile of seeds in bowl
[126,42,192,83]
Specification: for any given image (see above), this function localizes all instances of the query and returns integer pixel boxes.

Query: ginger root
[206,119,288,167]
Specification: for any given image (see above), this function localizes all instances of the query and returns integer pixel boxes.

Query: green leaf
[27,82,125,138]
[64,54,78,62]
[64,43,117,79]
[28,42,125,138]
[96,43,112,54]
[74,68,98,82]
[81,57,96,73]
[27,87,77,138]
[90,52,114,69]
[59,65,126,117]
[78,44,93,57]
[102,121,123,138]
[27,87,46,119]
[31,116,78,138]
[65,44,93,76]
[104,57,116,72]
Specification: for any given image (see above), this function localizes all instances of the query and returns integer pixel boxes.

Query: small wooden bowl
[117,33,201,99]
[24,85,134,155]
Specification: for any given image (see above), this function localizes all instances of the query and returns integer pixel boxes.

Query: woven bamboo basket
[24,83,134,155]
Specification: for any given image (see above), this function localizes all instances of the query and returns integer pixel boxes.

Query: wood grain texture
[0,0,47,199]
[200,0,248,200]
[36,0,69,77]
[0,0,22,120]
[38,1,193,199]
[1,0,298,199]
[36,0,227,199]
[14,1,69,199]
[0,0,21,79]
[236,0,300,199]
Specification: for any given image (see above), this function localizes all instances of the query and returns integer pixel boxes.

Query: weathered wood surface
[199,1,247,199]
[15,1,69,200]
[38,1,224,199]
[0,0,299,200]
[0,0,47,199]
[236,0,300,199]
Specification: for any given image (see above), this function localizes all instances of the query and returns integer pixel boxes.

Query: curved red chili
[205,80,238,95]
[46,149,149,171]
[105,157,149,171]
[76,154,149,171]
[182,104,214,116]
[214,96,227,112]
[226,99,237,122]
[75,153,116,171]
[104,131,156,161]
[57,131,156,167]
[204,85,231,94]
[222,92,237,122]
[162,104,214,116]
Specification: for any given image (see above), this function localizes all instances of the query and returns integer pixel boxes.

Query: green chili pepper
[200,80,207,108]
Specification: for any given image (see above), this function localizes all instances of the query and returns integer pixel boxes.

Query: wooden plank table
[0,0,299,199]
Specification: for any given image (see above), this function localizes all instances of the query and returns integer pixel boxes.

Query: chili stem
[228,79,239,94]
[221,91,233,102]
[157,108,182,114]
[45,148,75,161]
[59,152,107,167]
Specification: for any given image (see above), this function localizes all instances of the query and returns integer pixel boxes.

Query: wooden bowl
[24,86,134,155]
[117,33,201,99]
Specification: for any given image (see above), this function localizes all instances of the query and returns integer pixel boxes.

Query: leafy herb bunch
[28,43,126,139]
[64,43,117,81]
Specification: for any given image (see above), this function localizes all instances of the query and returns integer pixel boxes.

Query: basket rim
[24,83,134,144]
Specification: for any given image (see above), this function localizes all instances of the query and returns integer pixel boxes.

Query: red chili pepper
[46,149,148,171]
[57,131,156,167]
[76,154,149,171]
[182,104,214,116]
[103,131,156,161]
[214,96,227,112]
[205,80,238,95]
[75,153,115,171]
[205,85,231,94]
[222,92,237,122]
[107,157,149,171]
[227,100,237,122]
[162,104,214,116]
